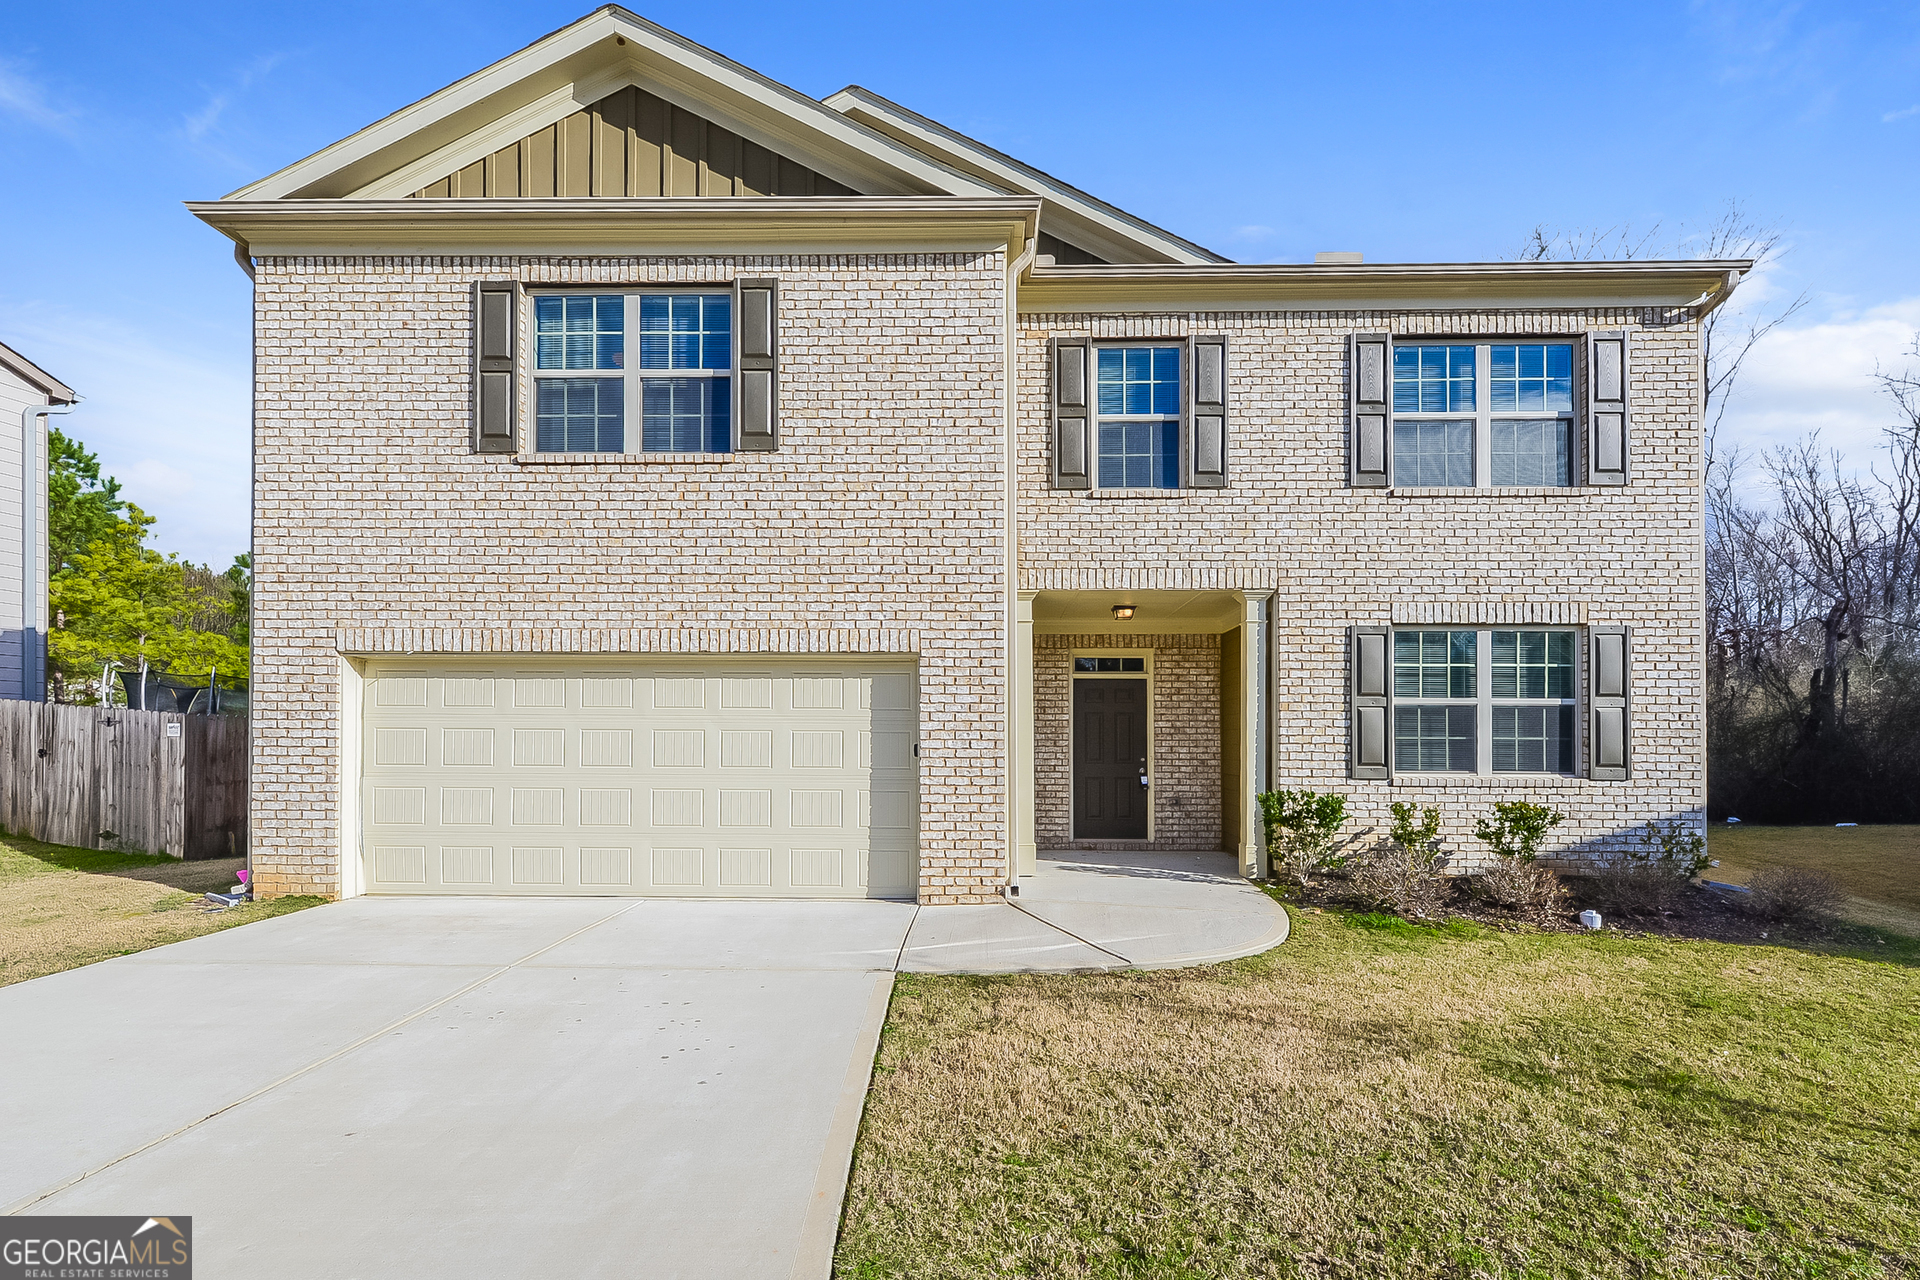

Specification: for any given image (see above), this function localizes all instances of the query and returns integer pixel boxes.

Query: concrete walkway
[899,849,1289,973]
[0,854,1284,1278]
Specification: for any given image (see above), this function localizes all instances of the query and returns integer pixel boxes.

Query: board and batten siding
[411,87,852,199]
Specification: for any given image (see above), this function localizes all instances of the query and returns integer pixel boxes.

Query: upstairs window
[1096,346,1181,489]
[533,291,732,454]
[1390,342,1576,488]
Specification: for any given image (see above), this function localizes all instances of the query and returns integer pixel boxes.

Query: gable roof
[0,342,75,403]
[223,6,1214,264]
[822,86,1226,265]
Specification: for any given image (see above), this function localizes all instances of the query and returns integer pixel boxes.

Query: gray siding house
[191,6,1743,903]
[0,343,76,703]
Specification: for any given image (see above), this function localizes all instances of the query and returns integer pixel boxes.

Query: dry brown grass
[1710,824,1920,935]
[837,910,1920,1279]
[0,833,322,987]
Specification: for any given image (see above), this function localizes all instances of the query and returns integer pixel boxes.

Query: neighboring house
[0,343,76,703]
[190,6,1744,904]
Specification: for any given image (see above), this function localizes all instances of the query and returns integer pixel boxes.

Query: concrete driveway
[0,898,915,1279]
[1,859,1286,1277]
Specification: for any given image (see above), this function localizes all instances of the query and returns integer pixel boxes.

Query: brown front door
[1074,678,1148,839]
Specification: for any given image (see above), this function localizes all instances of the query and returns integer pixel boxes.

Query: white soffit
[226,6,1004,201]
[823,86,1228,267]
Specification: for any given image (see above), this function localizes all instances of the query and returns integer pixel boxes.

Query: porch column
[1237,590,1273,879]
[1015,590,1038,877]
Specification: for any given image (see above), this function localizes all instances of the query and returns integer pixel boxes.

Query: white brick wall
[251,252,1010,903]
[252,262,1706,900]
[1017,308,1705,870]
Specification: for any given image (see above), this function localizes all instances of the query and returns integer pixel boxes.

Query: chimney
[1314,252,1363,264]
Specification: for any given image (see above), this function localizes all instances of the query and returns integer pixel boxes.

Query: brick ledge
[334,627,919,654]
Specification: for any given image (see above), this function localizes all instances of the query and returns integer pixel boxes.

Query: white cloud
[1715,297,1920,472]
[1884,104,1920,123]
[0,59,76,134]
[0,304,250,568]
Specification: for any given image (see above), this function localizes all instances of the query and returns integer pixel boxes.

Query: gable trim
[227,7,1004,202]
[0,342,75,402]
[357,68,633,200]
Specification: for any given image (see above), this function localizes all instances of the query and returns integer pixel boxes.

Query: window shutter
[1051,337,1092,489]
[736,277,779,451]
[1350,626,1392,779]
[1589,625,1630,779]
[473,280,519,454]
[1586,330,1629,486]
[1350,333,1390,487]
[1186,334,1227,488]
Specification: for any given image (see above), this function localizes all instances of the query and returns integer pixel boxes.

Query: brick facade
[250,252,1009,903]
[250,257,1705,900]
[1016,307,1706,872]
[1035,633,1222,852]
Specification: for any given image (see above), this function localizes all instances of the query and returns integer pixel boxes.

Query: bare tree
[1512,202,1807,470]
[1707,339,1920,818]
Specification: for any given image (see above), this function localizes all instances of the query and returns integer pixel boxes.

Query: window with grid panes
[532,291,732,454]
[1391,342,1576,487]
[1392,628,1579,774]
[1095,346,1181,488]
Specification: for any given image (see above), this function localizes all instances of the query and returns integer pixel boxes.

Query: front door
[1073,678,1148,839]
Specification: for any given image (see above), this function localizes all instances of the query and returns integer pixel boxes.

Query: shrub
[1348,802,1452,921]
[1472,801,1564,863]
[1258,789,1349,886]
[1467,801,1568,923]
[1474,858,1567,924]
[1746,865,1847,924]
[1588,819,1710,916]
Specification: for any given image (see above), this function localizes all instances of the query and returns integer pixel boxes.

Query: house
[189,6,1741,904]
[0,343,77,703]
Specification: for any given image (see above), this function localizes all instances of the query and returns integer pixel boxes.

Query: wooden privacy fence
[0,701,247,860]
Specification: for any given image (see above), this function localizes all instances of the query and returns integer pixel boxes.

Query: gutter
[21,399,78,702]
[1003,233,1037,892]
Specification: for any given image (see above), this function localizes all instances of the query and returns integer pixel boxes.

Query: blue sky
[2,0,1917,565]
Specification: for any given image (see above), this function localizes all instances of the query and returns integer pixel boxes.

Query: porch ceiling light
[1111,604,1136,620]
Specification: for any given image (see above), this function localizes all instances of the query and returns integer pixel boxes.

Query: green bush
[1257,789,1348,886]
[1349,803,1452,920]
[1473,801,1565,863]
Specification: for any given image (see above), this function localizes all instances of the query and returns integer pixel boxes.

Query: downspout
[21,399,78,702]
[1003,232,1037,893]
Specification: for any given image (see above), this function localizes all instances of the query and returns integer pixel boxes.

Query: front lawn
[1709,824,1920,936]
[0,832,323,987]
[837,911,1919,1279]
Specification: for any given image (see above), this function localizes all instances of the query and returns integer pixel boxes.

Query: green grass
[0,831,325,986]
[1709,825,1920,935]
[836,910,1920,1279]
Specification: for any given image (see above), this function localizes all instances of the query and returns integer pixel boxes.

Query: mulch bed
[1275,873,1837,947]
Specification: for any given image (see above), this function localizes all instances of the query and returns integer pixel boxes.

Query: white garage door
[358,659,917,898]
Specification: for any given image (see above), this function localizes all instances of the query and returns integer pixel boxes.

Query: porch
[1014,589,1272,882]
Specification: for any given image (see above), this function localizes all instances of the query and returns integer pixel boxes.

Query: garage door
[358,659,917,898]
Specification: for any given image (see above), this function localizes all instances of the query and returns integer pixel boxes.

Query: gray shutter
[1186,334,1227,488]
[1350,626,1392,780]
[1051,337,1092,489]
[736,278,779,451]
[1589,625,1630,779]
[1350,333,1390,487]
[473,280,519,454]
[1586,330,1629,485]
